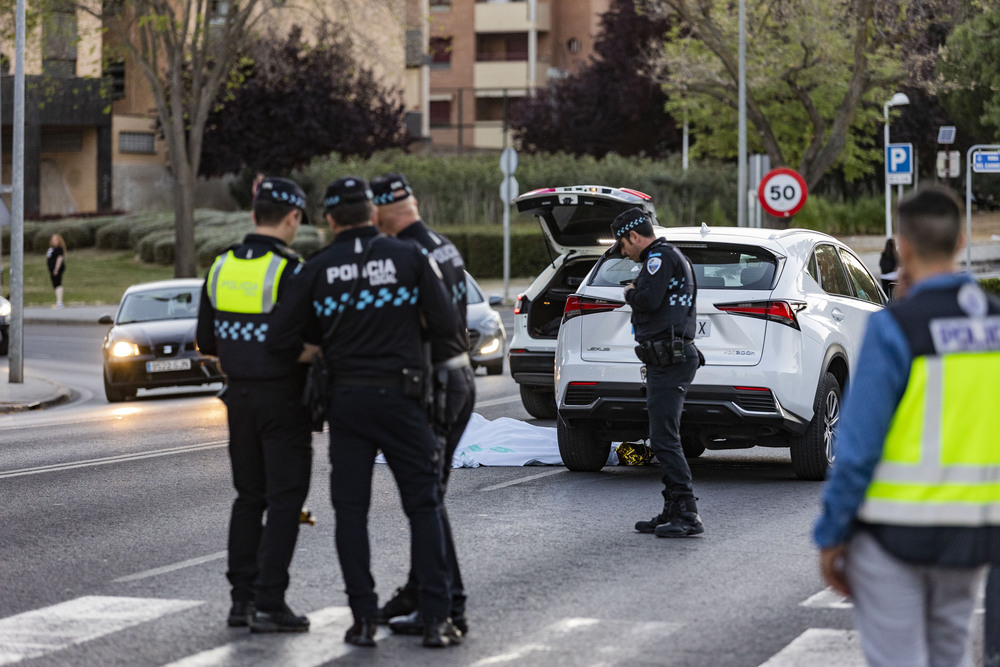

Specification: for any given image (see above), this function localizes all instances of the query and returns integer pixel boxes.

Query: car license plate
[695,319,711,338]
[147,359,191,372]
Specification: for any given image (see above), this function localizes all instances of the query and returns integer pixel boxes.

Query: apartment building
[423,0,609,150]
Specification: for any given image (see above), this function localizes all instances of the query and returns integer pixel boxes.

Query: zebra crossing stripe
[0,596,201,665]
[161,606,355,667]
[757,629,863,667]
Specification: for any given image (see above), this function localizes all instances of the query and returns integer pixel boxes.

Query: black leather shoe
[250,606,310,633]
[422,618,462,648]
[388,610,423,635]
[377,584,418,624]
[654,497,704,537]
[635,498,678,533]
[452,614,469,636]
[344,619,377,647]
[226,601,254,628]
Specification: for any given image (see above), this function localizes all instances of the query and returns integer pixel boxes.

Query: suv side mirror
[98,315,114,325]
[488,296,503,307]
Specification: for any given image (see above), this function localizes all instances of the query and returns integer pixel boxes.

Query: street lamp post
[884,92,910,239]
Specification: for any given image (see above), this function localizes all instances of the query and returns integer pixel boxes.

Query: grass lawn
[4,249,174,306]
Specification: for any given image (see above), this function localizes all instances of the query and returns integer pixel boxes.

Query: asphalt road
[0,322,986,665]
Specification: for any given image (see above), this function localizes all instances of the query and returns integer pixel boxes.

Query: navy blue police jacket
[195,233,305,382]
[266,225,457,378]
[396,220,469,364]
[625,237,697,344]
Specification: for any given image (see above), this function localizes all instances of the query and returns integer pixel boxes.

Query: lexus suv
[508,185,658,419]
[555,225,887,480]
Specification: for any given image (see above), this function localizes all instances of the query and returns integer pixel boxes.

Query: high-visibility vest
[206,251,288,314]
[858,282,1000,527]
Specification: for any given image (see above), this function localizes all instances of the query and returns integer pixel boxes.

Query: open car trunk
[527,255,599,339]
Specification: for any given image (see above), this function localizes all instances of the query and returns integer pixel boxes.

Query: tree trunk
[172,162,198,278]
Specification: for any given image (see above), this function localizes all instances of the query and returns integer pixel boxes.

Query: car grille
[565,384,596,406]
[734,388,777,413]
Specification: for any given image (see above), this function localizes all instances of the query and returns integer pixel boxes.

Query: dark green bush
[980,277,1000,296]
[30,218,101,251]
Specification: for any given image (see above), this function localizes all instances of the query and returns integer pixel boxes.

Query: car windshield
[591,242,778,290]
[118,287,200,323]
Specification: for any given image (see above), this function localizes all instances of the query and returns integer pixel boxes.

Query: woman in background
[46,233,67,308]
[878,237,898,300]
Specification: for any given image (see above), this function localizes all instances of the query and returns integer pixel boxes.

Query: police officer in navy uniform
[195,176,313,632]
[611,207,705,538]
[369,172,474,636]
[266,176,463,649]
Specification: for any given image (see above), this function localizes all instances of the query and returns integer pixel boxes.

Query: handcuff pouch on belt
[635,327,686,367]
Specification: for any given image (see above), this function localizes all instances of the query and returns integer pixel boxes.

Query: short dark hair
[897,186,962,260]
[253,199,297,227]
[326,200,374,227]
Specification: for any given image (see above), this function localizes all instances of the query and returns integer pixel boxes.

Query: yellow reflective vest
[206,251,288,314]
[858,282,1000,528]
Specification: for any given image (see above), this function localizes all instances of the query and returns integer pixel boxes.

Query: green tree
[641,0,959,191]
[937,6,1000,143]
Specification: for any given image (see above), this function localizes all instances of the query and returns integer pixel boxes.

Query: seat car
[0,293,10,356]
[465,271,506,375]
[508,185,657,418]
[555,225,887,480]
[100,278,225,402]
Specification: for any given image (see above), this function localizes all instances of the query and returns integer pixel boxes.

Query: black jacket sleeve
[417,253,460,343]
[265,266,315,364]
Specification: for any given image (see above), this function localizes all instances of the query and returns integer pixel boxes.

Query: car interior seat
[740,265,772,289]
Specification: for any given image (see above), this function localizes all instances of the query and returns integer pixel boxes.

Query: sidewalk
[3,233,999,414]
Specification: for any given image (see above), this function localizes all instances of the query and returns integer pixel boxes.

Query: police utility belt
[635,336,692,366]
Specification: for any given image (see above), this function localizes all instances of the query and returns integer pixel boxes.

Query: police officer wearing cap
[266,176,463,649]
[611,207,705,538]
[195,176,313,632]
[368,172,474,636]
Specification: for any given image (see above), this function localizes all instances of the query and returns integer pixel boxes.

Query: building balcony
[474,1,550,34]
[474,61,548,89]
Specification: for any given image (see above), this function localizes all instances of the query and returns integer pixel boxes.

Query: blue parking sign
[887,143,913,184]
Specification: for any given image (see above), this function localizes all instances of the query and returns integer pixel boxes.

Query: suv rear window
[591,243,778,290]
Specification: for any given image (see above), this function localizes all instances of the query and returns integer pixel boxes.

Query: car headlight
[110,340,140,357]
[478,338,502,355]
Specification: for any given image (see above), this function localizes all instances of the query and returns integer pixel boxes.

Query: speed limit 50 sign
[758,167,808,218]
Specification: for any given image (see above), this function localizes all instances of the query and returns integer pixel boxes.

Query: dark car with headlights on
[465,271,507,375]
[100,279,225,402]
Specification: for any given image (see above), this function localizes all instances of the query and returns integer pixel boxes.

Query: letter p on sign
[887,143,913,184]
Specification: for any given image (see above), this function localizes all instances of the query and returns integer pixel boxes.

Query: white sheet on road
[375,413,620,468]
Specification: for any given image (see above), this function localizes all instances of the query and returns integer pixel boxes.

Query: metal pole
[9,0,24,382]
[527,0,537,90]
[737,0,747,227]
[884,103,891,239]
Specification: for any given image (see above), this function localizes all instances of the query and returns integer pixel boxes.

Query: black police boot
[226,600,254,628]
[388,611,423,635]
[344,618,377,647]
[250,605,310,633]
[654,496,704,538]
[422,617,463,648]
[377,583,418,624]
[635,497,679,533]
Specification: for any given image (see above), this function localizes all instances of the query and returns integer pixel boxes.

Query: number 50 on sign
[757,167,808,218]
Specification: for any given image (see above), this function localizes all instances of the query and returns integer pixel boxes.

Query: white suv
[555,225,887,480]
[508,185,658,419]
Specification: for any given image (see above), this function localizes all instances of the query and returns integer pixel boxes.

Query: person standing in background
[46,233,67,308]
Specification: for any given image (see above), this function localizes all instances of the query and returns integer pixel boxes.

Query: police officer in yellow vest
[814,186,1000,666]
[196,177,314,633]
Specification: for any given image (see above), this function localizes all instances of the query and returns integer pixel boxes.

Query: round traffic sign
[500,175,519,203]
[500,147,518,176]
[757,168,808,218]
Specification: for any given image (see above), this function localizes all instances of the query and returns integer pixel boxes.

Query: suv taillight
[563,295,626,322]
[513,294,526,316]
[714,300,805,329]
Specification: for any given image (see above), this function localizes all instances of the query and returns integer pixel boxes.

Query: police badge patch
[646,256,662,274]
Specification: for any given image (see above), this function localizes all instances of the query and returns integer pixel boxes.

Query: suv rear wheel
[557,415,611,471]
[790,371,841,481]
[520,385,557,419]
[682,434,706,459]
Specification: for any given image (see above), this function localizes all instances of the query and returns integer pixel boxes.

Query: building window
[430,37,452,70]
[430,0,451,8]
[43,2,78,77]
[430,101,451,128]
[119,132,156,155]
[476,33,528,62]
[41,129,83,153]
[104,59,126,101]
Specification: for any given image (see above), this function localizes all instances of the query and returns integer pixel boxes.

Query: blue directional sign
[886,143,913,185]
[973,151,1000,173]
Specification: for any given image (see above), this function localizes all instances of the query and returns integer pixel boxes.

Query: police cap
[323,176,374,211]
[254,176,309,224]
[609,207,653,252]
[370,172,413,206]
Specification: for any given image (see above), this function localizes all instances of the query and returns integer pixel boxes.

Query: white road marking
[758,629,863,667]
[161,606,360,667]
[475,395,522,408]
[0,596,201,665]
[0,441,228,479]
[801,587,852,609]
[470,618,681,666]
[480,468,563,491]
[113,552,227,583]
